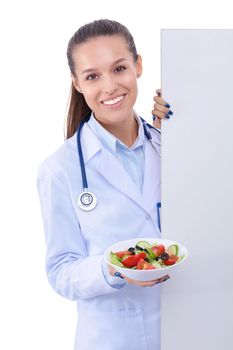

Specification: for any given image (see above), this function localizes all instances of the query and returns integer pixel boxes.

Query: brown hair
[65,19,139,139]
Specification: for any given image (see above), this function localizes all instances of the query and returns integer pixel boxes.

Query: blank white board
[161,30,233,349]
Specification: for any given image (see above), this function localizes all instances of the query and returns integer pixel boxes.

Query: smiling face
[71,35,142,127]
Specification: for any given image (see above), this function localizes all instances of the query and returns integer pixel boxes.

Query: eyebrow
[81,58,128,75]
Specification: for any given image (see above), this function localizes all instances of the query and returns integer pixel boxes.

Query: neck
[97,113,138,147]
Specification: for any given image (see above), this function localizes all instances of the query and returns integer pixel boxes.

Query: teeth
[103,95,124,105]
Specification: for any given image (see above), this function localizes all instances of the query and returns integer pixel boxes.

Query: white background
[0,1,233,349]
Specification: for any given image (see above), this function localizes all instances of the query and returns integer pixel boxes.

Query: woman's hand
[151,88,173,129]
[108,264,170,287]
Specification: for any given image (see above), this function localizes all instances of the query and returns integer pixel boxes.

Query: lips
[101,93,127,104]
[100,94,127,110]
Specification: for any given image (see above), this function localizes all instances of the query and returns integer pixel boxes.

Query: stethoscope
[76,114,161,213]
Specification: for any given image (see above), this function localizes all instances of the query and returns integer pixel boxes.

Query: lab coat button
[146,214,151,220]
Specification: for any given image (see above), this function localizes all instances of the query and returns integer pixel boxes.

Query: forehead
[72,35,133,73]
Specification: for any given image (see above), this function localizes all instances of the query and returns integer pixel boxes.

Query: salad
[110,240,185,270]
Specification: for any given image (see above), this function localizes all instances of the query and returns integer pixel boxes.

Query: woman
[37,19,173,350]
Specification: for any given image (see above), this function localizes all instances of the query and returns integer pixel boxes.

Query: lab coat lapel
[80,122,158,215]
[81,124,102,163]
[98,148,150,214]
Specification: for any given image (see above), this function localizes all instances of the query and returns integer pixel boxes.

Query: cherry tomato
[163,255,179,266]
[122,252,146,268]
[136,258,156,270]
[151,244,165,257]
[115,250,132,259]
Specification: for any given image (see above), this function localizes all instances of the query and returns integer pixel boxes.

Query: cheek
[120,72,137,89]
[82,86,99,106]
[122,74,138,100]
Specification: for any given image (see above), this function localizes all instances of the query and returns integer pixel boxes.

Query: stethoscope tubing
[77,114,160,191]
[76,115,91,189]
[76,114,161,227]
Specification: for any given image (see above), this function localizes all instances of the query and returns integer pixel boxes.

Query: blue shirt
[88,112,145,193]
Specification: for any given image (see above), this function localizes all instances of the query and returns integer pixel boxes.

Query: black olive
[135,245,144,251]
[144,258,149,262]
[128,247,135,252]
[128,247,135,254]
[159,252,169,261]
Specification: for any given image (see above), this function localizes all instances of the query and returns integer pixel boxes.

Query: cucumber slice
[144,253,154,263]
[135,241,151,249]
[110,252,124,267]
[157,258,164,265]
[134,248,155,263]
[147,247,156,256]
[167,244,179,256]
[152,260,162,269]
[144,247,156,262]
[176,255,185,263]
[134,249,143,255]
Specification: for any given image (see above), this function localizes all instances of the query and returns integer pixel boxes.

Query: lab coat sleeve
[37,161,127,301]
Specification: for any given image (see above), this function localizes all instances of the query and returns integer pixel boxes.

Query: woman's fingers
[153,98,171,112]
[152,99,173,118]
[156,88,162,97]
[152,89,173,128]
[153,117,161,129]
[152,108,171,120]
[120,275,149,286]
[144,274,170,286]
[110,263,170,288]
[121,274,170,287]
[156,275,170,283]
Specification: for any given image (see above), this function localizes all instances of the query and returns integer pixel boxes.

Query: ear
[71,73,82,93]
[136,54,143,78]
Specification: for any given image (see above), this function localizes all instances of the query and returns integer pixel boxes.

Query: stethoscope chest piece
[77,190,97,211]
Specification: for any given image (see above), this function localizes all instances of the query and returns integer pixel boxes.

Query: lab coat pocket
[75,307,148,350]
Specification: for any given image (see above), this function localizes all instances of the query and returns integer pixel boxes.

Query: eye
[115,65,126,72]
[85,66,126,81]
[86,73,97,81]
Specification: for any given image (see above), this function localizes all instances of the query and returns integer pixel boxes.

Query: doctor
[37,19,173,350]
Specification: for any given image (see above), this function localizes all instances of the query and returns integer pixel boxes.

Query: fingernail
[164,114,170,119]
[165,103,170,108]
[163,276,170,282]
[114,272,124,279]
[168,110,173,115]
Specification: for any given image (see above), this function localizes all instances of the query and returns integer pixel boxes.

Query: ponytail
[65,84,91,139]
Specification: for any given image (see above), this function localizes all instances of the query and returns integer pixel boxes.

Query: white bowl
[103,237,188,281]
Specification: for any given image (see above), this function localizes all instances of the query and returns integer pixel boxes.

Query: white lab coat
[37,118,161,350]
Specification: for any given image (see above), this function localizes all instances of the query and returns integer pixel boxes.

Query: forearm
[47,254,126,301]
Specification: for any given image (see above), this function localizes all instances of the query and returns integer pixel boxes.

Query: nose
[102,75,118,94]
